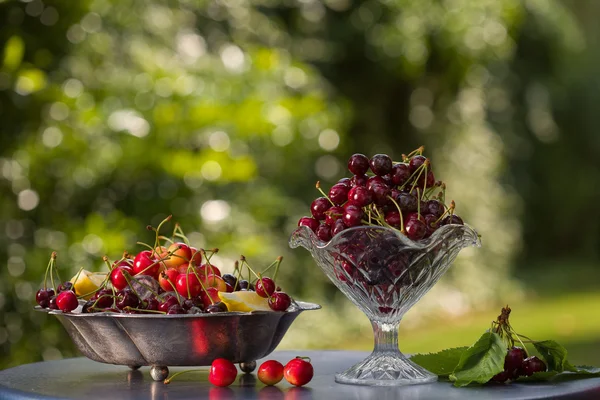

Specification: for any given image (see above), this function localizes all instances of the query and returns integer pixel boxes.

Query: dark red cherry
[395,192,418,212]
[405,218,426,240]
[491,370,511,383]
[369,154,392,176]
[520,356,546,377]
[329,183,350,205]
[348,154,370,175]
[255,277,276,298]
[369,183,391,206]
[310,197,331,220]
[167,304,185,314]
[347,186,372,207]
[391,163,410,186]
[36,289,52,308]
[424,200,445,218]
[93,288,114,308]
[343,204,364,227]
[158,295,179,313]
[424,214,440,237]
[116,289,139,310]
[315,223,332,242]
[442,215,464,225]
[57,281,74,293]
[324,206,344,225]
[48,296,59,310]
[505,347,527,377]
[331,219,346,236]
[408,155,428,173]
[350,174,368,187]
[366,176,386,191]
[222,273,238,289]
[206,301,228,313]
[384,211,401,228]
[268,292,291,311]
[298,216,319,232]
[238,280,254,291]
[337,177,351,187]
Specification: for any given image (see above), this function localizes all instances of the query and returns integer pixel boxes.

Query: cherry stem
[387,195,406,233]
[124,306,166,314]
[417,188,422,218]
[43,253,53,290]
[152,215,172,257]
[49,252,58,290]
[316,181,335,206]
[295,356,312,363]
[173,224,190,246]
[272,256,283,283]
[164,369,201,384]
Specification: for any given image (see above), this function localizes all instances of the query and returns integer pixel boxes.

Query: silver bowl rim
[34,300,321,318]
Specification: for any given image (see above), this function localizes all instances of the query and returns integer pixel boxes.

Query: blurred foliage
[0,0,597,369]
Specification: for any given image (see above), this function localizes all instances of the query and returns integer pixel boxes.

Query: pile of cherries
[35,217,292,314]
[491,346,547,383]
[298,149,464,242]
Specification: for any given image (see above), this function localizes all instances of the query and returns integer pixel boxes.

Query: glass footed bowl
[290,223,481,386]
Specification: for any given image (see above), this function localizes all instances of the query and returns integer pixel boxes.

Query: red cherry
[310,197,331,220]
[268,292,291,312]
[133,250,161,278]
[189,247,203,266]
[110,264,133,290]
[200,287,221,306]
[255,277,276,298]
[162,242,193,269]
[175,273,203,298]
[209,358,238,387]
[158,268,179,292]
[56,290,79,312]
[283,357,314,387]
[298,217,319,233]
[257,360,284,386]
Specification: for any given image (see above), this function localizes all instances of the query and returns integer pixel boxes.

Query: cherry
[443,215,464,225]
[200,287,222,305]
[116,288,140,310]
[424,214,440,237]
[347,153,370,175]
[189,246,203,266]
[268,292,291,311]
[491,369,511,383]
[161,242,193,269]
[324,206,344,225]
[337,177,351,187]
[257,360,284,386]
[505,346,527,377]
[167,304,185,314]
[176,272,203,298]
[343,204,364,227]
[408,155,428,173]
[520,356,546,377]
[391,163,410,185]
[158,268,179,292]
[350,174,368,187]
[395,192,418,212]
[369,183,391,206]
[48,296,59,310]
[221,273,238,289]
[331,219,346,236]
[347,186,372,207]
[196,263,222,277]
[328,183,350,205]
[110,264,133,290]
[255,277,276,298]
[424,199,445,218]
[366,175,385,191]
[310,197,331,220]
[405,218,427,240]
[56,290,78,312]
[209,358,238,387]
[283,357,314,387]
[315,223,332,242]
[91,288,113,309]
[384,211,401,228]
[206,302,228,313]
[369,154,392,176]
[238,280,254,291]
[298,217,319,233]
[202,274,227,292]
[57,281,74,293]
[144,297,160,311]
[158,294,179,313]
[133,250,160,278]
[36,288,54,308]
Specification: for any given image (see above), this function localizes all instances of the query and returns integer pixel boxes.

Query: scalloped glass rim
[290,222,482,251]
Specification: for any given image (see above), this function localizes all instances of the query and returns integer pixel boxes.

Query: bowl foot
[334,351,437,386]
[150,365,169,381]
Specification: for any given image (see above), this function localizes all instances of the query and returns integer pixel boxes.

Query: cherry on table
[209,358,238,387]
[257,360,284,386]
[520,356,546,377]
[283,357,314,387]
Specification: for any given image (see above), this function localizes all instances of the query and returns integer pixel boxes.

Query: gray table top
[1,350,600,400]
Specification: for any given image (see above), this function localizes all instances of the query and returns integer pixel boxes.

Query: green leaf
[516,371,559,382]
[516,366,600,383]
[411,347,468,377]
[449,332,506,387]
[533,340,572,372]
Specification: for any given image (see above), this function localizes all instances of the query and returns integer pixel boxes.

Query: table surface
[1,351,600,400]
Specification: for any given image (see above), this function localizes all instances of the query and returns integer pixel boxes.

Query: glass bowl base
[334,351,437,386]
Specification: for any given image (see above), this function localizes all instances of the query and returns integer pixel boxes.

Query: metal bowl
[38,301,320,380]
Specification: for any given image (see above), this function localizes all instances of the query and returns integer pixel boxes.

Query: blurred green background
[1,0,599,369]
